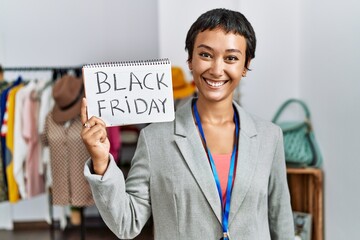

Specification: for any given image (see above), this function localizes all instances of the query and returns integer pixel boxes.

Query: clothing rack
[1,66,83,80]
[2,66,81,71]
[1,64,86,240]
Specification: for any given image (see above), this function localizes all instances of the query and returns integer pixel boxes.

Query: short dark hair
[185,8,256,70]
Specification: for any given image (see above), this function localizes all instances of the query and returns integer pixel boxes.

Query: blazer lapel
[229,104,259,225]
[173,100,260,226]
[174,99,222,224]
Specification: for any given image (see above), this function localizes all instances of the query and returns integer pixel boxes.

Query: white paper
[83,59,174,126]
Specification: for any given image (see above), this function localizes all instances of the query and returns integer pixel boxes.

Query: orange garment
[5,84,24,202]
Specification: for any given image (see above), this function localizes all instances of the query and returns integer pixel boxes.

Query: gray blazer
[84,98,294,240]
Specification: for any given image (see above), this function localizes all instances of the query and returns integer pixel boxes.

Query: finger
[82,125,108,146]
[81,97,88,125]
[91,127,108,144]
[87,116,107,128]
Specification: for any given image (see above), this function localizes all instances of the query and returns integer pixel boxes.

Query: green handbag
[272,99,323,167]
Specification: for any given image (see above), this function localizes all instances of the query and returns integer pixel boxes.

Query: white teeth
[205,79,226,87]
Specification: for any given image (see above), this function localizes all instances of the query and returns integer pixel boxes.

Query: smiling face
[188,28,248,104]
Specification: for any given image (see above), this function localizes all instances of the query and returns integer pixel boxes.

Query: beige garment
[42,112,94,206]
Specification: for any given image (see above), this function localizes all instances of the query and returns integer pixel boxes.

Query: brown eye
[226,56,239,62]
[199,52,212,58]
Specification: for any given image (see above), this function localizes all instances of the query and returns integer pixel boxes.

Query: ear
[242,60,251,77]
[242,69,248,77]
[188,60,193,71]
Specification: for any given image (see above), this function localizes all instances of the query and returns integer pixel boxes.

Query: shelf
[287,167,324,240]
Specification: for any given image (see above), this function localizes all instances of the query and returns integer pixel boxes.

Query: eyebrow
[197,44,243,55]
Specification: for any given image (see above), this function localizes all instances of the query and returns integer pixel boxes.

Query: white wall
[299,0,360,239]
[0,0,159,229]
[0,0,159,66]
[237,0,300,120]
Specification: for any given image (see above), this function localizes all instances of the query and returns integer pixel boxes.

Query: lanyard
[193,101,239,240]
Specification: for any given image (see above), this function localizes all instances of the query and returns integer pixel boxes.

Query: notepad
[82,58,174,127]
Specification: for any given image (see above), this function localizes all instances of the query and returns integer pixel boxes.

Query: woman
[81,8,294,240]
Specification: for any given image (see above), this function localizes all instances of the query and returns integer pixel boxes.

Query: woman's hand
[81,98,110,175]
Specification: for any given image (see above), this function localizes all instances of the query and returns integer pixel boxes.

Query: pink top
[23,89,45,198]
[212,153,232,206]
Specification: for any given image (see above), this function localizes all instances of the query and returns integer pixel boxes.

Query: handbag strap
[272,98,311,123]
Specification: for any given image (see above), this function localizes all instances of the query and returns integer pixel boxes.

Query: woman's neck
[194,97,237,155]
[195,97,235,125]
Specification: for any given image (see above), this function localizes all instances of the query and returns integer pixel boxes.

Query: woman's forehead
[194,29,246,52]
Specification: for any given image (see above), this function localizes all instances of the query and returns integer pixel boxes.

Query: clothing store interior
[0,0,359,240]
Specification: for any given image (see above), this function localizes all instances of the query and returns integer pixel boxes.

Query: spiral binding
[83,58,170,68]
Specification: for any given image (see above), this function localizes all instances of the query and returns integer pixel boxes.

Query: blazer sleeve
[268,127,295,239]
[84,130,151,239]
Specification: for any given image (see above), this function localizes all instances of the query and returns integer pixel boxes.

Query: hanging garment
[36,80,54,188]
[0,81,9,202]
[0,77,22,190]
[37,80,54,134]
[42,112,94,207]
[0,146,6,202]
[4,84,24,202]
[107,126,122,164]
[22,87,45,198]
[1,85,12,189]
[13,81,36,199]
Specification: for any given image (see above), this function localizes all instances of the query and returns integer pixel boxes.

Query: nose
[209,58,224,77]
